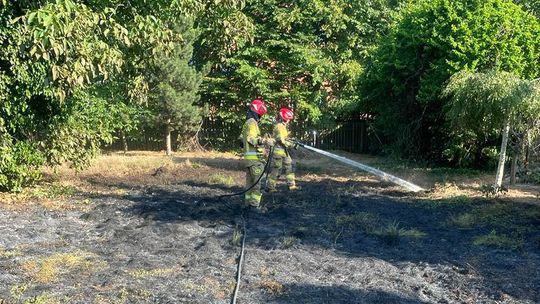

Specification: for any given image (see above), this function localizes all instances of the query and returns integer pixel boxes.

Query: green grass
[335,212,378,231]
[421,195,476,210]
[334,213,426,245]
[281,236,297,249]
[448,202,540,230]
[207,173,235,186]
[518,171,540,185]
[231,227,242,246]
[183,158,203,169]
[29,183,77,199]
[448,213,476,228]
[473,230,524,250]
[372,221,427,244]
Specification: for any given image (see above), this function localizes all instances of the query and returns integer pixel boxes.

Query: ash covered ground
[0,152,539,303]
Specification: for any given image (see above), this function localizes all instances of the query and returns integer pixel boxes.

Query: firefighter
[241,99,274,208]
[266,107,297,192]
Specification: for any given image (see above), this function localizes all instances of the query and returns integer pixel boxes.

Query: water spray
[294,141,425,192]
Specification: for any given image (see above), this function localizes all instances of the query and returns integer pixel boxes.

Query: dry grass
[21,251,106,283]
[129,268,177,279]
[257,266,285,295]
[208,173,236,186]
[298,151,540,205]
[203,277,227,300]
[258,279,286,295]
[0,247,22,258]
[0,151,241,211]
[2,150,538,213]
[22,293,60,304]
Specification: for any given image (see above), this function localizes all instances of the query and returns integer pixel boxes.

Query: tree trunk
[524,130,531,171]
[165,120,172,156]
[510,155,517,186]
[120,130,128,155]
[495,119,511,188]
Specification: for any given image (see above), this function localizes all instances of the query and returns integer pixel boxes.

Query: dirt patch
[0,151,539,303]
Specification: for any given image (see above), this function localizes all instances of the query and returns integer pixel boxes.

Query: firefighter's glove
[287,139,299,150]
[263,137,275,147]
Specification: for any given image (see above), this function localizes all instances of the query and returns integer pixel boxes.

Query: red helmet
[279,107,294,122]
[249,99,267,116]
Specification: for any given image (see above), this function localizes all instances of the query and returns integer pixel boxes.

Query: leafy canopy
[359,0,540,162]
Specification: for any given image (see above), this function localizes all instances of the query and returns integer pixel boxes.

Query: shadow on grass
[266,283,427,304]
[78,168,540,303]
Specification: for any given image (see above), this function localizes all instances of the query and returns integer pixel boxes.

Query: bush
[359,0,540,164]
[0,141,44,192]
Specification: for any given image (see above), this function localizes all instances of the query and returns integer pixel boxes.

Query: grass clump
[373,221,426,245]
[335,212,378,231]
[281,236,297,249]
[23,293,60,304]
[130,268,176,279]
[473,230,524,250]
[448,202,540,230]
[448,213,476,228]
[258,279,285,295]
[21,251,104,283]
[231,227,243,246]
[10,283,28,301]
[183,158,203,169]
[0,247,21,258]
[334,213,426,245]
[480,184,508,198]
[208,173,235,186]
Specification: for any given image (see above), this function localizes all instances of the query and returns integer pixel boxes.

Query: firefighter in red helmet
[240,99,274,208]
[266,107,297,192]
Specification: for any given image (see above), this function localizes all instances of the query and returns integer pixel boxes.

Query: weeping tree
[443,71,540,188]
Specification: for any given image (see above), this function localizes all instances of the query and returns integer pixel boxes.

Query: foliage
[0,0,184,191]
[443,71,540,169]
[201,0,401,134]
[359,0,540,163]
[514,0,540,17]
[0,141,44,192]
[146,19,203,149]
[479,183,508,197]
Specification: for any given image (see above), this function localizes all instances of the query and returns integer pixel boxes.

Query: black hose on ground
[230,210,248,304]
[224,146,274,304]
[217,146,274,200]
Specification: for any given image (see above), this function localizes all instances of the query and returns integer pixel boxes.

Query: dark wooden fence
[199,119,371,153]
[293,120,369,153]
[108,119,372,153]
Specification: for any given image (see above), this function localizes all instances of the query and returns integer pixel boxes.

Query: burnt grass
[1,153,540,303]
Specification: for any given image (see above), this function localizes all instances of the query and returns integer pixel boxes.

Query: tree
[198,0,401,150]
[514,0,540,17]
[359,0,540,163]
[147,20,203,156]
[0,0,183,190]
[443,71,540,188]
